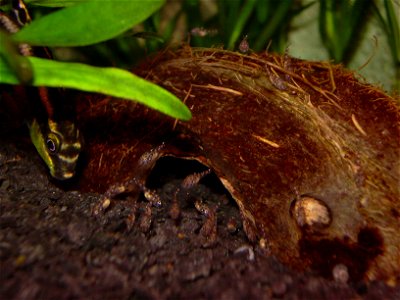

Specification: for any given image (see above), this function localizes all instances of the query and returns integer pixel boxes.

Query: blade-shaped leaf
[0,56,191,120]
[14,0,165,46]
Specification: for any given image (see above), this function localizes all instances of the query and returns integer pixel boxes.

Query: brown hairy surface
[1,47,399,298]
[77,47,400,283]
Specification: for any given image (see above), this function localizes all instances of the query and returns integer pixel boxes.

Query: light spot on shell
[292,196,331,229]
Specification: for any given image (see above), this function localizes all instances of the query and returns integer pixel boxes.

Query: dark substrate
[0,134,399,299]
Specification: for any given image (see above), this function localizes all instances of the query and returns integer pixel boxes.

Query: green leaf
[227,0,257,50]
[319,0,372,63]
[13,0,165,46]
[253,0,293,51]
[0,56,191,120]
[384,0,400,64]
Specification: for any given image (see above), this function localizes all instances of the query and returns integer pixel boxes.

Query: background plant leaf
[14,0,165,46]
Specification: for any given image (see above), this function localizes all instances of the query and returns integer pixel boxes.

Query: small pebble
[234,245,254,261]
[332,263,349,283]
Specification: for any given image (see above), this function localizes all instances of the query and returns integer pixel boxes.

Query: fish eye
[46,133,61,153]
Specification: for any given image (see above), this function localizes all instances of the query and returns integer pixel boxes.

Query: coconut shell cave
[76,47,400,283]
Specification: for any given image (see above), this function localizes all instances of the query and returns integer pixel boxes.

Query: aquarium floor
[0,134,398,300]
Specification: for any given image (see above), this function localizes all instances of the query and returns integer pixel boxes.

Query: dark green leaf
[227,0,257,50]
[253,0,293,51]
